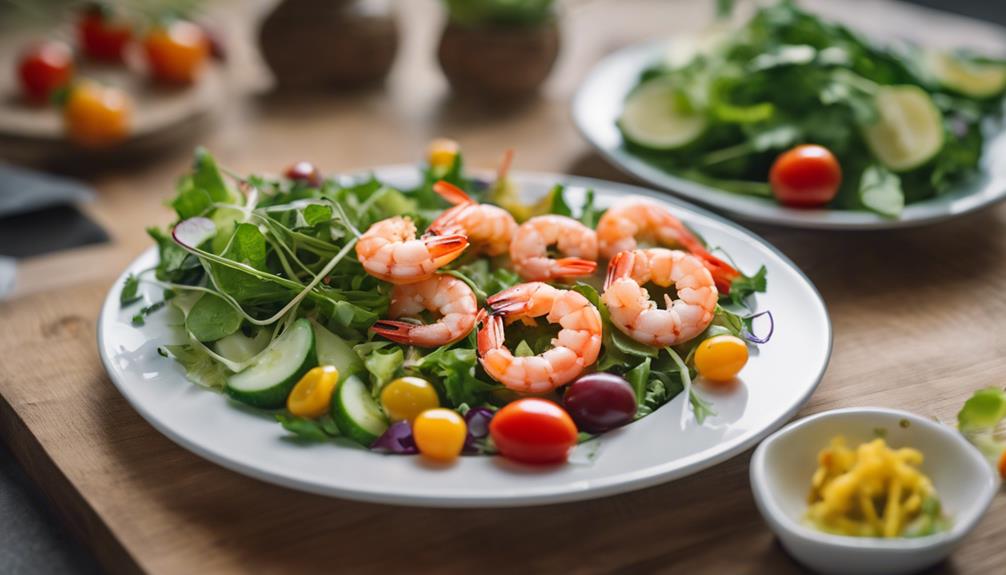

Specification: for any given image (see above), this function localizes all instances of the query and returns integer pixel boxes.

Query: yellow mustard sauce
[807,437,949,538]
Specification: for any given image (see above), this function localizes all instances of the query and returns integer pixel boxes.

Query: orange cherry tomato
[63,81,132,148]
[78,4,133,62]
[287,366,339,419]
[998,450,1006,480]
[489,398,578,464]
[694,335,749,383]
[769,144,842,208]
[413,409,467,461]
[143,20,209,84]
[18,42,74,104]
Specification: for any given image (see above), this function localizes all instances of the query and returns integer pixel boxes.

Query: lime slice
[618,78,707,151]
[862,85,944,172]
[925,51,1006,99]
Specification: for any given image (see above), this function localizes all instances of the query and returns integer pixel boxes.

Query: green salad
[123,143,770,464]
[618,1,1006,217]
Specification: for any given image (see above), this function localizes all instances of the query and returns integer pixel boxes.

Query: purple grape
[563,373,637,433]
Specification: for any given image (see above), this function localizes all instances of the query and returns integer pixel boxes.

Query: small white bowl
[751,408,999,575]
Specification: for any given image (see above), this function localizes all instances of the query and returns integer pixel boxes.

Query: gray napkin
[0,164,109,259]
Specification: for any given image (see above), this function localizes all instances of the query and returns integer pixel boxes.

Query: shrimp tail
[424,233,469,267]
[604,251,635,291]
[433,181,475,206]
[371,320,418,344]
[553,257,597,278]
[496,149,515,181]
[476,312,505,356]
[671,227,739,293]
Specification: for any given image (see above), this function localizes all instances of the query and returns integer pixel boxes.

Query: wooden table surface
[1,1,1005,573]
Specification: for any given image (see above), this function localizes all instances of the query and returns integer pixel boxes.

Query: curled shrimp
[509,215,598,281]
[602,248,718,347]
[428,180,517,256]
[356,216,468,284]
[371,275,477,347]
[596,196,739,293]
[477,282,602,393]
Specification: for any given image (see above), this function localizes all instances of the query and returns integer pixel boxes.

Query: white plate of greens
[573,2,1006,229]
[98,158,830,507]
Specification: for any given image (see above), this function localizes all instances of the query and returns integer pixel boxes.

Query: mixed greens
[618,1,1006,217]
[123,145,769,461]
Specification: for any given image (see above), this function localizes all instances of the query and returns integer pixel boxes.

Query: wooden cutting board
[1,1,1005,573]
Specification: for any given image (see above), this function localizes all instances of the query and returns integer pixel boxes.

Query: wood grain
[1,0,1005,573]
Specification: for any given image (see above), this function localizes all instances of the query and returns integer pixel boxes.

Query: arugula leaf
[416,346,499,407]
[276,413,339,442]
[625,357,651,404]
[148,227,202,284]
[579,189,604,228]
[547,184,573,217]
[728,265,768,307]
[212,223,290,303]
[171,179,213,220]
[186,292,242,342]
[192,147,233,203]
[302,204,333,227]
[120,274,141,307]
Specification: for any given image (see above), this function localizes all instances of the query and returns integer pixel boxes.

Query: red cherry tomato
[17,42,74,104]
[78,4,133,62]
[769,144,842,208]
[285,161,322,187]
[999,450,1006,480]
[489,398,578,464]
[143,20,209,84]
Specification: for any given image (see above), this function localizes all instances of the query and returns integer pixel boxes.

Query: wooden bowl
[437,19,560,101]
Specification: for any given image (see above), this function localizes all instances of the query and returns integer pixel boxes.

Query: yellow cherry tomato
[427,138,459,169]
[694,335,749,382]
[287,365,339,418]
[413,408,466,461]
[380,376,440,422]
[63,81,132,148]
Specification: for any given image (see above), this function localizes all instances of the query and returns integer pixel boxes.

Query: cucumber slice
[311,320,363,380]
[332,375,388,446]
[215,329,270,363]
[862,85,944,173]
[925,51,1006,99]
[618,77,707,151]
[226,319,316,409]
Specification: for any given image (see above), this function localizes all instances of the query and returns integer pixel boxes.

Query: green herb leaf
[276,413,334,442]
[159,341,229,389]
[185,292,242,342]
[120,274,141,307]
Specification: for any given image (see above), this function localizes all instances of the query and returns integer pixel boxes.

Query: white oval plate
[98,168,831,507]
[573,40,1006,230]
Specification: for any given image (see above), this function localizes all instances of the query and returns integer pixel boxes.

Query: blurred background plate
[98,167,831,507]
[0,32,226,167]
[573,4,1006,230]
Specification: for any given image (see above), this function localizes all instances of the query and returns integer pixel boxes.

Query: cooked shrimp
[596,196,739,293]
[356,216,468,284]
[427,181,517,256]
[602,248,717,347]
[371,275,477,347]
[509,215,598,281]
[477,282,602,393]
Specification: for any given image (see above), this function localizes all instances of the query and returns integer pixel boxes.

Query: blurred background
[0,0,1003,572]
